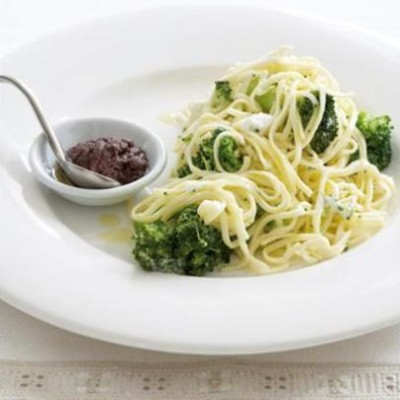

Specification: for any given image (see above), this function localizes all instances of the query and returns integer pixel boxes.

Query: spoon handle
[0,75,66,162]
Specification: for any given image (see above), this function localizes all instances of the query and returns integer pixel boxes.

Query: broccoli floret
[297,96,314,127]
[297,92,339,154]
[247,77,276,111]
[218,135,244,172]
[310,94,338,153]
[176,163,191,178]
[193,131,217,171]
[177,128,243,177]
[196,128,243,172]
[246,75,260,95]
[211,80,233,110]
[353,111,393,171]
[174,208,230,275]
[255,85,277,113]
[132,221,180,274]
[132,207,230,276]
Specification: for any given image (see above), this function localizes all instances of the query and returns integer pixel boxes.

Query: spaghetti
[131,47,394,274]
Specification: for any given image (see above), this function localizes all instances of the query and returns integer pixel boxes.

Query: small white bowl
[29,117,166,206]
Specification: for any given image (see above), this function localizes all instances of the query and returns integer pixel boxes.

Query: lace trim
[0,360,399,399]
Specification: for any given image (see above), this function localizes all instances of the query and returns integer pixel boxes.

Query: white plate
[1,4,400,355]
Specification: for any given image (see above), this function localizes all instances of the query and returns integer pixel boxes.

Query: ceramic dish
[29,117,166,206]
[0,4,399,354]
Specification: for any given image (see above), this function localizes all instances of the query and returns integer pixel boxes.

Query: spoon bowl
[29,118,167,206]
[61,160,121,189]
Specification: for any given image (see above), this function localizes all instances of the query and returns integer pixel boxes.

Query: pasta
[131,47,394,274]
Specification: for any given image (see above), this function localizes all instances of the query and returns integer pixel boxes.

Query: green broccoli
[246,75,260,95]
[351,111,393,171]
[192,131,216,171]
[218,135,244,172]
[133,207,230,276]
[211,80,233,110]
[133,221,180,274]
[297,96,314,128]
[255,84,277,113]
[177,128,243,177]
[176,163,191,178]
[297,92,339,154]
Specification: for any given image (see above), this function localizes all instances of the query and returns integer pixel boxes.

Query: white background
[1,0,400,363]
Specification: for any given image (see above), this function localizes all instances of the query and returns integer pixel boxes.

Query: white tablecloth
[1,0,400,398]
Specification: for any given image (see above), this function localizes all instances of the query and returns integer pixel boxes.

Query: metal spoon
[0,75,120,189]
